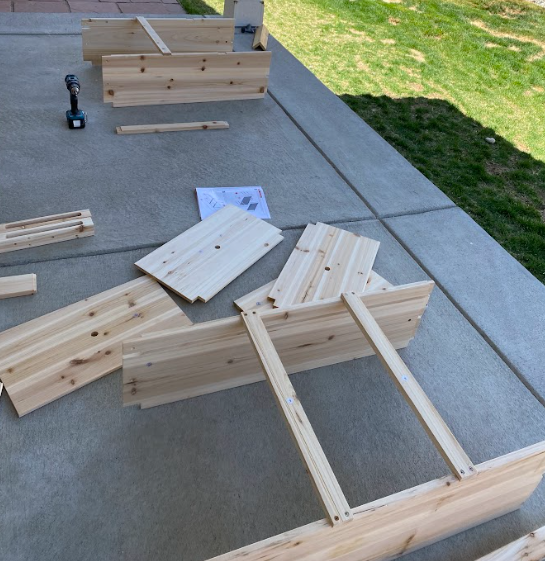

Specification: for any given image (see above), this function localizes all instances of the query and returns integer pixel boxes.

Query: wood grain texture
[0,210,94,254]
[342,291,475,480]
[122,281,434,408]
[82,17,235,64]
[242,310,352,526]
[206,440,545,561]
[0,274,37,300]
[135,205,283,303]
[0,277,191,417]
[116,121,229,135]
[102,51,272,107]
[252,24,269,50]
[234,271,393,313]
[475,525,545,560]
[269,223,380,308]
[136,17,172,55]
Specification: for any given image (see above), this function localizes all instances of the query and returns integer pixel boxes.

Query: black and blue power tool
[65,74,87,129]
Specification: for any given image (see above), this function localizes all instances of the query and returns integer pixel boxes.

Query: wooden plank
[102,51,272,107]
[242,310,352,526]
[0,274,37,300]
[204,440,545,561]
[269,223,380,308]
[342,291,475,480]
[0,277,191,417]
[252,24,269,50]
[82,18,235,63]
[223,0,264,27]
[475,525,545,560]
[136,17,171,55]
[234,271,393,313]
[0,210,94,254]
[135,205,283,303]
[116,121,229,135]
[122,280,434,408]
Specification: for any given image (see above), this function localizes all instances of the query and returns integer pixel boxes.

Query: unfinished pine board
[0,210,94,254]
[243,310,352,526]
[269,223,380,308]
[475,525,545,560]
[342,291,475,480]
[135,205,283,303]
[205,440,545,561]
[136,17,171,55]
[0,274,37,300]
[252,24,269,50]
[0,277,191,417]
[234,271,393,313]
[82,18,235,64]
[116,121,229,135]
[122,280,434,408]
[102,51,272,107]
[224,0,264,27]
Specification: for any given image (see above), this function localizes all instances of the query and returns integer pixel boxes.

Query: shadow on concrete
[340,93,545,284]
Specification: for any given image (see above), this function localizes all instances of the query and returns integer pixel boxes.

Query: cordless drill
[65,75,87,129]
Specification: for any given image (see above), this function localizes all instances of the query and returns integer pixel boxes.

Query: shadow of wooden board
[82,17,235,64]
[102,51,272,107]
[122,280,434,408]
[0,277,191,417]
[204,441,545,561]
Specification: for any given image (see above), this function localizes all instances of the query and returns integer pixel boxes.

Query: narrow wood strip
[342,291,475,480]
[116,121,229,135]
[136,17,172,55]
[475,525,545,560]
[252,24,269,50]
[0,274,37,300]
[242,310,352,526]
[205,440,545,561]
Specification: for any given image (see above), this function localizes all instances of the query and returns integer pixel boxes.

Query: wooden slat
[136,17,171,55]
[269,223,380,308]
[475,525,545,560]
[242,310,352,526]
[205,440,545,561]
[82,17,235,63]
[234,271,393,313]
[0,277,191,417]
[122,280,434,408]
[223,0,264,27]
[252,24,269,50]
[116,121,229,135]
[0,210,94,254]
[0,274,37,300]
[342,291,475,480]
[135,205,283,303]
[102,51,272,107]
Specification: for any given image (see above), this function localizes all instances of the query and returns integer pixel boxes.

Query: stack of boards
[0,204,430,418]
[82,17,272,107]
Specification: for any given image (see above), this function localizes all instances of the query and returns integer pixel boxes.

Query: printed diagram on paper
[196,187,271,220]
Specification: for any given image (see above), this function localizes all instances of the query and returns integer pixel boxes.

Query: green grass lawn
[183,0,545,282]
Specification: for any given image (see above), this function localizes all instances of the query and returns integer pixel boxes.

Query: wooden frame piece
[116,121,229,135]
[269,223,380,308]
[0,277,191,417]
[475,525,545,560]
[136,17,171,55]
[82,17,235,64]
[122,280,434,408]
[0,210,94,254]
[102,51,272,107]
[342,291,475,480]
[0,274,37,300]
[135,205,283,303]
[252,24,269,51]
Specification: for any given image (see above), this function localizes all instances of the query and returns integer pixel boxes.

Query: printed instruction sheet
[196,186,271,220]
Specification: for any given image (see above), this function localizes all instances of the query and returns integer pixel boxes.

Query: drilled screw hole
[325,266,331,271]
[215,245,221,249]
[91,331,99,337]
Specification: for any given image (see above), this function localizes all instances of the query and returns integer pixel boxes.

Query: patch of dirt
[349,28,374,42]
[381,38,396,45]
[400,65,420,77]
[485,42,499,48]
[356,59,371,72]
[409,82,424,92]
[471,20,545,61]
[389,17,401,25]
[382,0,402,3]
[508,45,521,52]
[409,48,426,62]
[533,86,545,92]
[485,161,511,176]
